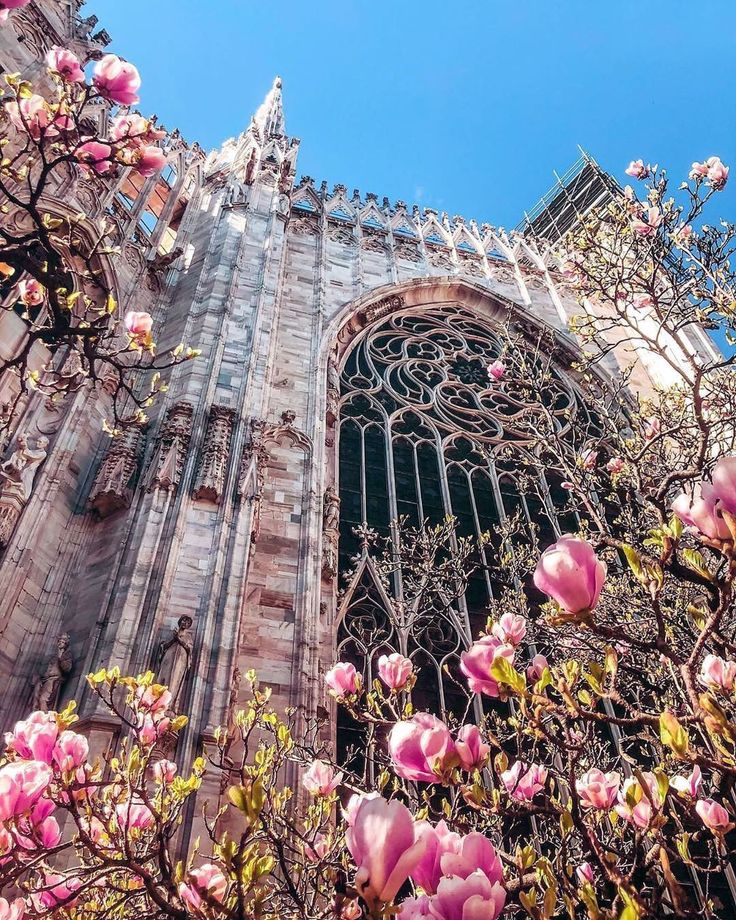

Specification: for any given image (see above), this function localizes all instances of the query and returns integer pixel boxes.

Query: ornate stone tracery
[88,423,146,518]
[147,401,194,493]
[192,405,236,504]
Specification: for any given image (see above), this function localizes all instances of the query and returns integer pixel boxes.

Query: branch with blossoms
[0,36,199,438]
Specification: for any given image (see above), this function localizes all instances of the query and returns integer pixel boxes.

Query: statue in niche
[323,485,340,532]
[322,486,340,578]
[157,615,194,706]
[32,633,73,712]
[326,347,340,426]
[0,433,48,500]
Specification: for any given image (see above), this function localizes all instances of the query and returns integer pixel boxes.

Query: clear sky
[90,0,736,230]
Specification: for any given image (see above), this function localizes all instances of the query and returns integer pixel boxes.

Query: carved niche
[147,402,194,493]
[192,405,236,504]
[88,423,146,518]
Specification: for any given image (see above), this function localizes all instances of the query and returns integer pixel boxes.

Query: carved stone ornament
[326,345,340,427]
[192,405,236,503]
[327,222,356,246]
[322,484,340,578]
[32,634,73,712]
[365,293,406,323]
[361,231,388,254]
[394,240,422,263]
[88,423,146,518]
[459,255,486,278]
[122,242,146,274]
[237,419,269,544]
[147,402,194,493]
[427,248,455,271]
[488,262,517,285]
[290,215,319,236]
[0,432,49,549]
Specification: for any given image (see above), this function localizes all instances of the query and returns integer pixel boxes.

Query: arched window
[335,304,591,770]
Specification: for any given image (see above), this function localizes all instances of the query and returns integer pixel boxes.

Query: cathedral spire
[251,75,285,139]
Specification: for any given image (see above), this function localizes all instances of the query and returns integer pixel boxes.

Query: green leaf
[490,656,526,694]
[622,544,644,580]
[682,548,712,581]
[659,710,689,757]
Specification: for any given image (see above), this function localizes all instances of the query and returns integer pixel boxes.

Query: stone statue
[327,347,340,393]
[0,433,48,501]
[32,633,73,712]
[157,615,194,706]
[323,485,340,532]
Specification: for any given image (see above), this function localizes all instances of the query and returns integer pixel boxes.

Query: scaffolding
[516,149,620,243]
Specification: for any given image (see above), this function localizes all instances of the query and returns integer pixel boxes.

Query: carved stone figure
[0,433,48,501]
[32,634,73,712]
[157,615,194,707]
[192,405,236,503]
[326,347,340,426]
[322,485,341,578]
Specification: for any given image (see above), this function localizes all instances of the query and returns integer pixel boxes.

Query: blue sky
[91,0,736,230]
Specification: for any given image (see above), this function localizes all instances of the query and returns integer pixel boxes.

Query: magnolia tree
[2,4,736,916]
[0,9,198,437]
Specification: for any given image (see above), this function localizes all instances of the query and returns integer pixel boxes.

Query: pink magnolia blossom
[0,0,30,23]
[45,47,84,83]
[51,731,88,773]
[632,207,663,236]
[346,795,429,909]
[5,94,54,140]
[606,457,625,475]
[14,813,60,851]
[615,774,662,829]
[75,140,114,175]
[455,725,489,772]
[412,820,460,894]
[575,768,621,810]
[343,791,380,826]
[378,653,413,690]
[487,360,506,381]
[695,798,735,834]
[0,898,25,920]
[134,683,171,715]
[533,534,606,616]
[460,636,515,697]
[5,711,57,762]
[674,223,693,243]
[625,159,649,179]
[698,654,736,692]
[672,484,731,542]
[16,279,45,308]
[178,864,228,911]
[690,160,709,180]
[152,759,178,784]
[712,456,736,514]
[439,832,504,887]
[428,870,506,920]
[500,761,547,801]
[0,761,51,820]
[92,55,141,106]
[304,832,330,862]
[31,873,81,911]
[115,798,154,831]
[388,713,455,784]
[671,765,702,798]
[576,862,595,885]
[133,145,167,178]
[490,612,526,646]
[109,114,165,148]
[325,661,361,697]
[399,895,432,920]
[526,654,549,683]
[643,417,660,440]
[124,310,154,339]
[136,714,171,745]
[302,759,342,796]
[580,448,598,471]
[705,156,729,190]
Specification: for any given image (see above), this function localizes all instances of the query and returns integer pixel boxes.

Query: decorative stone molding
[365,293,405,323]
[290,215,319,236]
[88,423,146,518]
[147,401,194,493]
[361,232,388,254]
[327,223,356,246]
[395,241,422,263]
[237,418,269,545]
[427,248,454,271]
[0,433,49,549]
[192,405,236,504]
